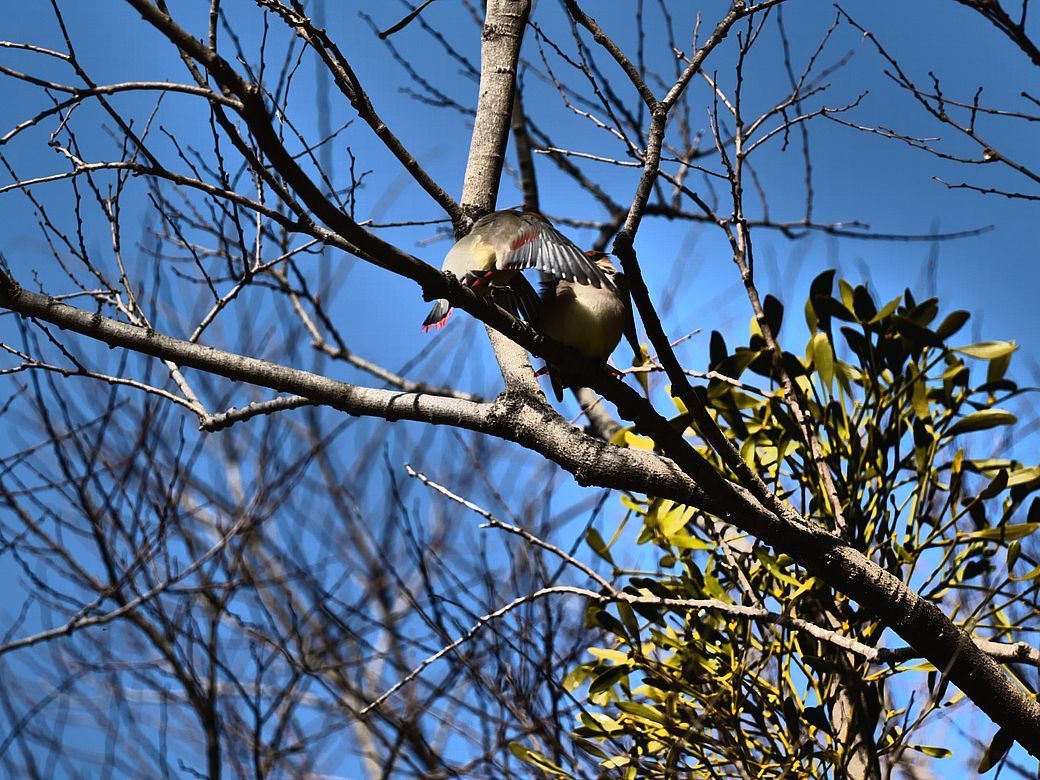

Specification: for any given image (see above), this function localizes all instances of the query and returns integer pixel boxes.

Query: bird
[421,209,612,332]
[537,251,633,401]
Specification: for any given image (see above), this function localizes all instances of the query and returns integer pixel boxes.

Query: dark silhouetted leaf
[781,350,808,378]
[962,559,993,580]
[617,601,640,638]
[809,269,836,299]
[892,315,941,351]
[840,326,871,364]
[977,727,1013,773]
[709,330,728,368]
[764,294,784,336]
[641,674,684,692]
[814,296,857,324]
[935,310,970,340]
[593,608,628,637]
[852,285,877,321]
[782,696,801,738]
[802,705,832,735]
[968,502,988,530]
[906,297,939,326]
[944,409,1017,438]
[589,664,630,695]
[979,468,1009,499]
[1028,498,1040,525]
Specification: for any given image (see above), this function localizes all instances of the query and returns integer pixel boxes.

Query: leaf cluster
[519,273,1037,777]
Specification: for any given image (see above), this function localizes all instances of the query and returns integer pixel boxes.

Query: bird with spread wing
[421,209,612,332]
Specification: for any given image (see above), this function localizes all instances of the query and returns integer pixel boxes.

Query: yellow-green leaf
[587,528,615,565]
[669,533,714,550]
[1009,562,1040,582]
[954,341,1017,360]
[869,295,902,324]
[659,503,695,537]
[562,666,590,692]
[809,332,834,386]
[1007,540,1021,570]
[911,375,930,420]
[580,712,623,734]
[908,745,952,759]
[839,279,855,311]
[509,742,567,774]
[620,495,646,515]
[623,431,656,450]
[616,701,666,724]
[964,523,1040,542]
[589,647,630,664]
[1008,467,1040,487]
[899,661,938,672]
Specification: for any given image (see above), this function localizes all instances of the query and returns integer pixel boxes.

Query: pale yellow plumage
[537,253,630,401]
[422,210,610,331]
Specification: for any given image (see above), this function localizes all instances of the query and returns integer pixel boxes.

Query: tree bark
[4,271,1040,758]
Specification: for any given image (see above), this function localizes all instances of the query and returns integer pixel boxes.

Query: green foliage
[516,274,1036,777]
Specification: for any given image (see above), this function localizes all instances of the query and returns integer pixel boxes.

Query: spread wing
[497,214,612,289]
[490,275,541,324]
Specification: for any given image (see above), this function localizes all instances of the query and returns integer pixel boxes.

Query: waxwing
[422,209,612,331]
[537,252,633,401]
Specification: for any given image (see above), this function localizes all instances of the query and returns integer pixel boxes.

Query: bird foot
[463,269,496,290]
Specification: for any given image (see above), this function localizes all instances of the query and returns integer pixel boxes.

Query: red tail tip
[420,310,453,333]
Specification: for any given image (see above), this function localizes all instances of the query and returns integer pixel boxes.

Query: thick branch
[4,272,1040,756]
[457,0,537,389]
[459,0,532,220]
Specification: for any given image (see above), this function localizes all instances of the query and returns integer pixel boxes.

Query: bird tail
[550,371,565,402]
[421,299,452,332]
[533,363,565,401]
[491,275,541,324]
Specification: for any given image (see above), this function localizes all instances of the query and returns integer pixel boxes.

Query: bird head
[584,250,620,277]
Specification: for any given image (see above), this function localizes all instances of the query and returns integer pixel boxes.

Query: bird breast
[540,283,626,360]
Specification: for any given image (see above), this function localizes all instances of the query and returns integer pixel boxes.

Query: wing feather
[497,213,611,288]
